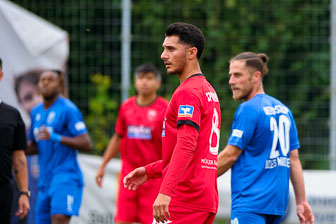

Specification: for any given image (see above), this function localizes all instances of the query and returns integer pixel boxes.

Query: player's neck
[245,86,265,102]
[178,61,201,83]
[136,93,157,106]
[43,94,60,109]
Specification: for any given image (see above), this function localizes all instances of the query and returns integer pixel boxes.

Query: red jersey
[116,96,168,175]
[146,74,221,213]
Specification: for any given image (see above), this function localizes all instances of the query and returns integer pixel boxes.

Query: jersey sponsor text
[127,125,152,140]
[206,92,219,102]
[263,105,289,116]
[201,158,217,170]
[265,157,290,169]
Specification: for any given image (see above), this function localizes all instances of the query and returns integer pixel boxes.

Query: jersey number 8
[209,108,220,155]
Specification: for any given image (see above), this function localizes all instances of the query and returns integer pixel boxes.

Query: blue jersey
[29,97,87,189]
[228,94,300,216]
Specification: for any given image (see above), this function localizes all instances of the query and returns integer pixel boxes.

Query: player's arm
[37,126,92,151]
[153,124,198,223]
[59,133,92,151]
[96,133,121,187]
[12,150,30,219]
[25,141,38,155]
[217,145,242,177]
[159,124,198,195]
[290,149,315,224]
[123,160,163,190]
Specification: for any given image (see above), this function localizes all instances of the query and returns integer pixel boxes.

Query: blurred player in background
[11,69,43,224]
[95,63,168,224]
[217,52,314,224]
[124,22,221,224]
[0,58,30,223]
[26,70,92,224]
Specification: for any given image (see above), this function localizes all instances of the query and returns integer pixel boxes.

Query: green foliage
[130,0,330,168]
[86,74,118,155]
[13,0,331,169]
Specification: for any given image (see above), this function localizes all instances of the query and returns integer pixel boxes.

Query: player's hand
[16,194,30,219]
[153,193,171,223]
[95,165,105,187]
[297,201,314,224]
[36,126,50,140]
[123,167,148,190]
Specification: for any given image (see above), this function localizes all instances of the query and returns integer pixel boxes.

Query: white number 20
[269,115,290,159]
[209,108,220,155]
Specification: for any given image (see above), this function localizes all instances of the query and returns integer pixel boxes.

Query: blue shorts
[231,211,282,224]
[35,184,83,224]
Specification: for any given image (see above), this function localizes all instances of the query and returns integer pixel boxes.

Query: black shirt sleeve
[12,110,27,150]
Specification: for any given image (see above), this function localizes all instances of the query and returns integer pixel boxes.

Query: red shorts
[152,204,216,224]
[115,175,161,224]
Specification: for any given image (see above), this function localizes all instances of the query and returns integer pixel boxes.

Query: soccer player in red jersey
[123,22,221,224]
[95,64,168,224]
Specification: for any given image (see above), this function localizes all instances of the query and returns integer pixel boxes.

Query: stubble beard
[232,81,254,102]
[166,54,187,75]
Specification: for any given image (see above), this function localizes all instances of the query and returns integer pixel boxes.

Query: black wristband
[20,190,31,198]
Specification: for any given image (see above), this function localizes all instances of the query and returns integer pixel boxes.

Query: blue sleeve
[66,106,87,137]
[228,104,259,150]
[289,112,300,150]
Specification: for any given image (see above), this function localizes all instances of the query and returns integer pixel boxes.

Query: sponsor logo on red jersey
[178,105,194,118]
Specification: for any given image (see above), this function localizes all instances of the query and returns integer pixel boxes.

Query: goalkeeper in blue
[217,52,314,224]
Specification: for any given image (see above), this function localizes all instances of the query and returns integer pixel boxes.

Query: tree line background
[13,0,331,169]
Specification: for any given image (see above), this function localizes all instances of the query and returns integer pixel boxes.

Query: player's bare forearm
[290,150,315,223]
[61,133,92,152]
[217,145,242,177]
[101,133,121,166]
[96,134,121,187]
[25,141,38,155]
[290,149,307,204]
[12,150,29,192]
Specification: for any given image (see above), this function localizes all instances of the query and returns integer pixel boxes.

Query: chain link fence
[12,0,331,169]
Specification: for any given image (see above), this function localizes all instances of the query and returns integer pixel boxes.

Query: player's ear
[188,47,198,60]
[253,71,262,83]
[0,71,3,82]
[156,80,161,91]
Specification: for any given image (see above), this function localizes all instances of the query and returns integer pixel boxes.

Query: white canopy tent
[0,0,69,122]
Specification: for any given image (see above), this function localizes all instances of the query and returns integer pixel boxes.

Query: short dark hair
[230,52,269,75]
[0,57,2,70]
[165,22,205,60]
[135,63,161,81]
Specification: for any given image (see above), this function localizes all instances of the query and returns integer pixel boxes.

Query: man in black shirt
[0,57,30,223]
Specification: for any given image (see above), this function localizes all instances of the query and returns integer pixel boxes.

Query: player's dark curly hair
[230,52,269,75]
[165,22,205,60]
